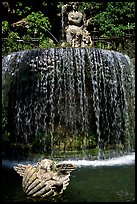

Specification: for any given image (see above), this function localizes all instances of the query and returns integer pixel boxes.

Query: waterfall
[2,48,135,158]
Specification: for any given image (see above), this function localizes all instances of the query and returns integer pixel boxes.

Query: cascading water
[2,48,135,159]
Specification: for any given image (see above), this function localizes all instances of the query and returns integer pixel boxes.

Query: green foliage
[78,2,105,14]
[93,2,135,37]
[16,1,32,16]
[26,11,51,36]
[2,2,54,55]
[2,21,9,34]
[42,2,48,7]
[2,21,19,54]
[39,37,55,48]
[2,1,135,55]
[4,31,20,54]
[25,11,55,48]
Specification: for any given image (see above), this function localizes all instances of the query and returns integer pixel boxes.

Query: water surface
[2,153,135,202]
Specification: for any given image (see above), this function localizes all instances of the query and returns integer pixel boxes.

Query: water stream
[2,47,135,202]
[61,4,65,41]
[2,48,135,158]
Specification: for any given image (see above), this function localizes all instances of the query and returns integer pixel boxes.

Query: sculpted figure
[63,2,93,47]
[81,30,93,47]
[14,158,77,201]
[65,2,83,47]
[68,3,83,26]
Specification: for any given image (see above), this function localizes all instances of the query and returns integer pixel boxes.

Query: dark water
[63,165,135,202]
[2,163,135,202]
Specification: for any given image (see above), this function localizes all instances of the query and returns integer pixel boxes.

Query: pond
[2,153,135,202]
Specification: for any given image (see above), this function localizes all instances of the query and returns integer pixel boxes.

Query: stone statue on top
[62,2,93,47]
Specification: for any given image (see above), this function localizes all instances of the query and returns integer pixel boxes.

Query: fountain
[2,3,135,202]
[2,2,135,160]
[2,47,135,159]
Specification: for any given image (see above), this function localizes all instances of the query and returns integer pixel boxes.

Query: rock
[14,158,77,201]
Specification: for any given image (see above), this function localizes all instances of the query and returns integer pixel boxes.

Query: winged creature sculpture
[14,158,77,201]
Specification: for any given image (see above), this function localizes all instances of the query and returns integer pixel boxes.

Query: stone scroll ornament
[14,159,77,201]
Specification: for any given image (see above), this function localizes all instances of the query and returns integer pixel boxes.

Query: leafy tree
[2,1,55,56]
[93,2,135,37]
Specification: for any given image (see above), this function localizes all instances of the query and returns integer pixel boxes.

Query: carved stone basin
[14,158,77,201]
